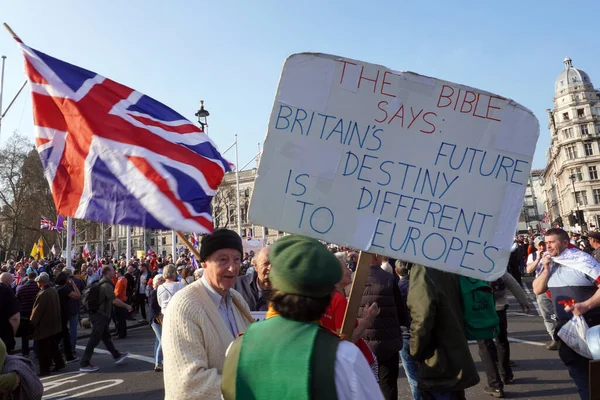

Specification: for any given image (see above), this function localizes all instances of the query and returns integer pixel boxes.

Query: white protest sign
[250,311,267,322]
[242,238,266,254]
[249,53,539,281]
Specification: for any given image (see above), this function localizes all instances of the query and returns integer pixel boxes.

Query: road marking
[507,312,536,317]
[42,373,89,390]
[75,345,155,365]
[508,337,546,347]
[42,379,123,399]
[40,372,87,382]
[469,337,546,347]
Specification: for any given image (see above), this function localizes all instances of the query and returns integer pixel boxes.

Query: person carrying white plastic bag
[533,228,600,400]
[558,313,593,359]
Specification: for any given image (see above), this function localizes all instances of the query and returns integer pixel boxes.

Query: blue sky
[1,0,598,169]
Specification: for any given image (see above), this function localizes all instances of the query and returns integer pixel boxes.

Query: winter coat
[30,286,62,340]
[408,265,480,392]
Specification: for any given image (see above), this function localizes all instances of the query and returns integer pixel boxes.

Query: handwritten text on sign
[249,53,539,280]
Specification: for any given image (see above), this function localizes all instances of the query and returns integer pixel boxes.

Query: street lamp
[195,100,210,134]
[569,173,584,230]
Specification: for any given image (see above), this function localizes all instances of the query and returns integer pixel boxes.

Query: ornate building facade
[542,57,600,231]
[517,169,547,233]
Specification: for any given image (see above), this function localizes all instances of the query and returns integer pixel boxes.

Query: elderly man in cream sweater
[162,229,253,399]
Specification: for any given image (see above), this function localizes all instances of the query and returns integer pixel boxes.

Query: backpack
[459,276,499,340]
[82,281,105,312]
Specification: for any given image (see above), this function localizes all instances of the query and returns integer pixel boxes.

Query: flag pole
[235,134,241,236]
[2,23,21,42]
[66,217,73,269]
[114,224,118,258]
[126,225,131,260]
[100,222,104,259]
[171,231,176,260]
[0,55,5,139]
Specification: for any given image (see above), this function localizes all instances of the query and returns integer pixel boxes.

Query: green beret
[269,235,342,297]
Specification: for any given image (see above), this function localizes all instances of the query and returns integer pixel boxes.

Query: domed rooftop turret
[555,57,594,93]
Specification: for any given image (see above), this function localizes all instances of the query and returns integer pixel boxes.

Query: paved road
[40,277,580,399]
[41,325,164,399]
[397,277,579,399]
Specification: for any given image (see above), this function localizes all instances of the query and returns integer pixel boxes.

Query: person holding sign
[162,229,252,399]
[320,252,380,377]
[358,254,408,400]
[221,235,383,400]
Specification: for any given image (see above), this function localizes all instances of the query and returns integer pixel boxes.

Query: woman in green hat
[222,235,383,400]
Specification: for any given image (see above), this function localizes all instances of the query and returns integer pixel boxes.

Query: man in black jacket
[134,263,151,321]
[234,246,271,311]
[358,253,408,400]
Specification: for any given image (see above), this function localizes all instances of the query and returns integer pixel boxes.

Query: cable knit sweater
[162,280,251,400]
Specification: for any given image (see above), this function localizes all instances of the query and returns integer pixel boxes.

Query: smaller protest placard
[250,311,267,322]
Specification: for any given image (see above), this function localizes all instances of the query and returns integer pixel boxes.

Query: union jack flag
[542,211,550,224]
[16,38,231,234]
[40,216,55,231]
[189,232,199,248]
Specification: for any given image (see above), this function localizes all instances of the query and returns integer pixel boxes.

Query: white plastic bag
[558,315,593,359]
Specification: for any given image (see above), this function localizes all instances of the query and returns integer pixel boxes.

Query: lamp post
[195,100,210,134]
[569,173,583,230]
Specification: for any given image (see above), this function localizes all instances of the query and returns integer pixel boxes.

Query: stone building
[541,57,600,232]
[517,169,547,233]
[213,168,282,243]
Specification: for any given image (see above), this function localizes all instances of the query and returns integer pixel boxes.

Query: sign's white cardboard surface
[249,53,539,281]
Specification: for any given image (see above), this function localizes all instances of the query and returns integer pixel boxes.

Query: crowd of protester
[1,226,599,400]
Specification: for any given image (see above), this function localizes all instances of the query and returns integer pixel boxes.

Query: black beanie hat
[199,229,244,261]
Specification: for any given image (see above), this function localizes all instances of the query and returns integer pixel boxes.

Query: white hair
[153,274,165,289]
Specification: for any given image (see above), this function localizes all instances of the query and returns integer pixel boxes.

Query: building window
[596,107,600,115]
[162,237,166,245]
[563,112,570,121]
[577,108,585,118]
[576,191,588,206]
[581,125,589,135]
[150,238,155,246]
[571,167,583,181]
[264,227,269,235]
[590,166,599,180]
[585,143,594,156]
[564,128,574,139]
[594,189,600,204]
[566,145,578,160]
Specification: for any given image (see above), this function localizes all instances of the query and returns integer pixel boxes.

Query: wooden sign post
[340,251,373,339]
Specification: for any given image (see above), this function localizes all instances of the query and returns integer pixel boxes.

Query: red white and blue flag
[190,232,199,248]
[16,38,231,234]
[40,216,55,231]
